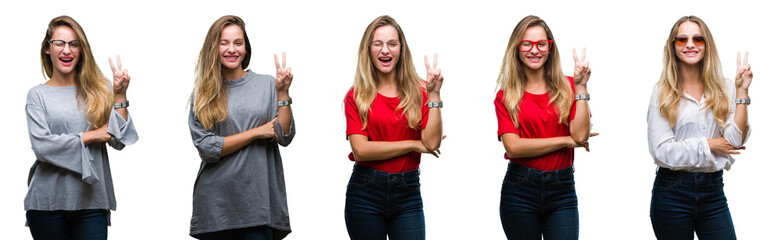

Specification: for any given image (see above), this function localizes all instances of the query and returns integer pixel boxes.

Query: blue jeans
[344,164,424,240]
[650,167,736,240]
[196,225,274,240]
[26,209,108,240]
[500,163,579,240]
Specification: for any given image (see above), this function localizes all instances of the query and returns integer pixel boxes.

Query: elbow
[422,141,440,153]
[571,134,589,145]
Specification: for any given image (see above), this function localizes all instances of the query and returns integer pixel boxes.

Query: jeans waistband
[353,164,419,179]
[508,162,574,178]
[657,167,722,179]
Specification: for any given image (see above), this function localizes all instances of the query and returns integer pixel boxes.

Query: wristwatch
[427,101,443,108]
[735,98,750,105]
[114,101,129,109]
[575,94,590,101]
[278,98,292,107]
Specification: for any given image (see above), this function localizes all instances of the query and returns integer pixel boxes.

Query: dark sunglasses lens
[692,36,704,45]
[675,36,688,46]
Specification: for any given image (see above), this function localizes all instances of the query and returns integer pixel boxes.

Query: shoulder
[649,83,661,106]
[496,89,505,100]
[26,84,49,103]
[247,70,274,84]
[722,77,735,93]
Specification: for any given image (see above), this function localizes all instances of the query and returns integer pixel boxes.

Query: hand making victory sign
[572,48,591,88]
[424,53,443,101]
[274,52,293,101]
[109,55,130,98]
[735,51,753,93]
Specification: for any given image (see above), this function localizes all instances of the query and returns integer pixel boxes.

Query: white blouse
[647,79,750,172]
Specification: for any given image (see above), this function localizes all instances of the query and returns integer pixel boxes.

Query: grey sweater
[24,84,138,215]
[188,70,296,238]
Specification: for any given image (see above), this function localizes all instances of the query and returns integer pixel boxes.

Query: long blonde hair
[496,15,572,128]
[40,15,112,129]
[657,16,728,127]
[192,15,252,130]
[352,15,424,129]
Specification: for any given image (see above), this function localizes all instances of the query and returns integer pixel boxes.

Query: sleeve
[647,88,715,169]
[106,108,138,150]
[419,90,430,130]
[345,89,368,139]
[495,91,519,141]
[722,79,750,148]
[25,91,99,184]
[188,103,225,163]
[273,87,295,147]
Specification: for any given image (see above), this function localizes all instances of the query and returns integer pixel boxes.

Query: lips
[378,56,392,66]
[59,57,74,67]
[526,55,542,63]
[682,51,699,57]
[224,55,240,62]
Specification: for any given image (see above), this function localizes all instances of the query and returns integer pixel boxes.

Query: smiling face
[674,21,705,66]
[45,26,80,76]
[518,26,549,71]
[219,24,247,71]
[370,25,401,75]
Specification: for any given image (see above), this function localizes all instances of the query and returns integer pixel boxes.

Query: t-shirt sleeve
[495,91,519,141]
[345,89,368,139]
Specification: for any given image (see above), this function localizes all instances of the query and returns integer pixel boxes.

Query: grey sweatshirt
[188,70,296,239]
[24,84,138,216]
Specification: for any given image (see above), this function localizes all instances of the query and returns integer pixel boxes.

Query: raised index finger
[424,55,430,70]
[116,55,122,70]
[744,51,749,66]
[736,52,741,66]
[572,48,579,63]
[108,58,117,72]
[581,48,587,62]
[274,54,281,70]
[282,52,287,69]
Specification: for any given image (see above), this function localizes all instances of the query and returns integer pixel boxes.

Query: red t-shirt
[495,77,578,171]
[345,87,429,173]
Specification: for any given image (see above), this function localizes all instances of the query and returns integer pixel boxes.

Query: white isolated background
[0,0,773,239]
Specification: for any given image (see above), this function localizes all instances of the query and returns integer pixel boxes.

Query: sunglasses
[675,34,704,47]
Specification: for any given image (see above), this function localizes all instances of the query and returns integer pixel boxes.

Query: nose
[61,44,72,55]
[228,43,237,53]
[380,43,390,55]
[529,44,540,54]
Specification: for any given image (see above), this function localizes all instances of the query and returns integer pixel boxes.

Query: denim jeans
[344,164,424,240]
[650,167,736,240]
[27,209,108,240]
[196,225,274,240]
[500,163,579,240]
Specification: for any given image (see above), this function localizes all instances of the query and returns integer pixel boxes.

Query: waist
[507,162,574,179]
[657,167,722,179]
[353,163,419,179]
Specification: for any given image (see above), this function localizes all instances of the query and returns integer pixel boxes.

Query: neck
[376,70,399,96]
[48,71,77,87]
[678,62,702,86]
[524,66,546,87]
[223,67,247,81]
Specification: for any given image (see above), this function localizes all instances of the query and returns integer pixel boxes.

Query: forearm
[114,94,128,120]
[502,134,572,158]
[221,128,262,157]
[569,85,590,144]
[734,89,749,143]
[350,136,420,162]
[421,108,442,151]
[277,91,292,135]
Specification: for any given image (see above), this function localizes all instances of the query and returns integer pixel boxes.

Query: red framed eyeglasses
[518,40,553,52]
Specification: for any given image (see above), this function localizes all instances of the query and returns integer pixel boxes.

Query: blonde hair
[351,15,424,129]
[192,15,252,130]
[40,15,112,129]
[657,16,728,127]
[496,15,573,128]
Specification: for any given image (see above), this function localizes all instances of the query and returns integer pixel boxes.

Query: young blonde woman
[494,15,593,240]
[25,15,137,240]
[648,16,752,240]
[343,15,443,240]
[188,15,296,240]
